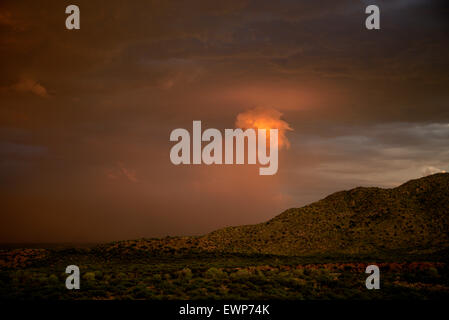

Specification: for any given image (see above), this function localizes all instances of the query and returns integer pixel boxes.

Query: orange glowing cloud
[235,107,293,149]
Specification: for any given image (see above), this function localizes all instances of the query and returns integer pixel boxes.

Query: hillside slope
[99,173,449,257]
[202,173,449,255]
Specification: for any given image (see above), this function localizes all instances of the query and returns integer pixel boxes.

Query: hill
[203,173,449,256]
[99,173,449,257]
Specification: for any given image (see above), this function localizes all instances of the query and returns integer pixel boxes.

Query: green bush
[205,267,226,279]
[83,272,96,281]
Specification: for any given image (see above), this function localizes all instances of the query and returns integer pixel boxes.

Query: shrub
[231,269,251,280]
[178,268,193,280]
[205,267,226,279]
[94,270,103,280]
[83,272,96,281]
[48,274,59,284]
[117,272,127,280]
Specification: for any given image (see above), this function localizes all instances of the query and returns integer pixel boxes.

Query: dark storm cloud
[279,122,449,209]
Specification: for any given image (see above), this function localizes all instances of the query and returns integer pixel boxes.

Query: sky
[0,0,448,243]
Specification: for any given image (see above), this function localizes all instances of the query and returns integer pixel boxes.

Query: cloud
[235,107,293,149]
[11,78,49,97]
[286,122,449,189]
[0,142,47,156]
[422,166,446,176]
[106,162,138,183]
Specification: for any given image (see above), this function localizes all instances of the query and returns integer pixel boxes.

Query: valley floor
[1,248,449,300]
